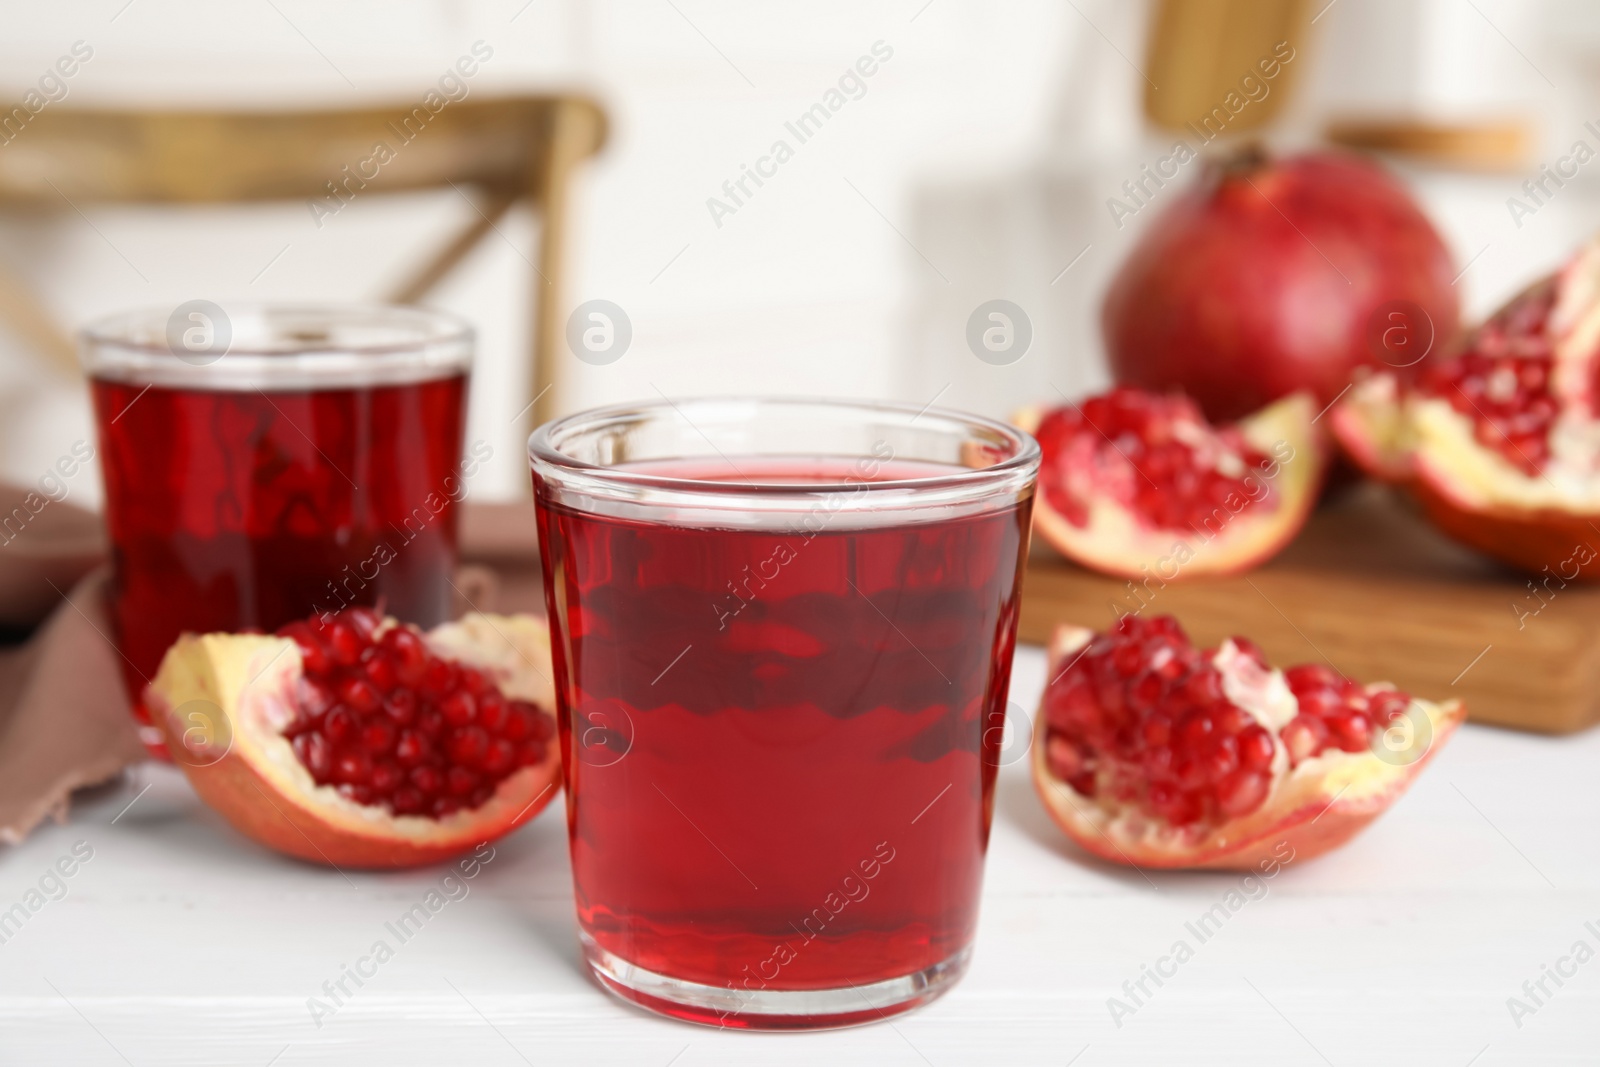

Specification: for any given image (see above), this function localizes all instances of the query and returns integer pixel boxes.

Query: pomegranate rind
[1030,625,1465,871]
[1408,398,1600,579]
[148,613,561,869]
[1407,470,1600,581]
[1334,379,1600,580]
[1016,392,1324,579]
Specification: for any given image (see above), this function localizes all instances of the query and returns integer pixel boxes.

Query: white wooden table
[2,644,1595,1065]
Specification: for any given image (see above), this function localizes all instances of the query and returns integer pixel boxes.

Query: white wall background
[0,0,1593,503]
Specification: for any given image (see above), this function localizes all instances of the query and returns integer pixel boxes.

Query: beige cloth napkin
[0,486,544,844]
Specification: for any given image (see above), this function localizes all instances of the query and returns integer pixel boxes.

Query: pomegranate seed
[383,628,430,685]
[1205,734,1238,775]
[1297,688,1342,717]
[441,691,477,727]
[1285,664,1339,693]
[433,797,462,818]
[1147,782,1201,825]
[478,692,509,732]
[323,707,356,744]
[446,766,478,796]
[1281,716,1325,764]
[448,726,489,767]
[326,620,363,667]
[1215,768,1270,817]
[1326,710,1371,753]
[1176,710,1214,748]
[340,783,374,805]
[383,689,417,725]
[295,733,333,780]
[460,668,491,697]
[394,730,430,767]
[482,738,516,776]
[362,650,398,693]
[1175,754,1207,790]
[418,707,445,738]
[335,751,371,785]
[1211,705,1252,735]
[1142,744,1174,778]
[1141,715,1172,747]
[1370,690,1410,722]
[420,659,458,699]
[1181,669,1223,706]
[360,719,395,755]
[1128,672,1164,713]
[410,765,443,795]
[391,787,425,815]
[338,677,382,715]
[371,761,403,793]
[1238,725,1275,770]
[502,704,534,741]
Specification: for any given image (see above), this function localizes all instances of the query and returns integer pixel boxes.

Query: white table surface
[2,643,1596,1066]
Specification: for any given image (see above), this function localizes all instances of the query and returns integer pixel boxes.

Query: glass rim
[80,302,473,389]
[527,395,1041,499]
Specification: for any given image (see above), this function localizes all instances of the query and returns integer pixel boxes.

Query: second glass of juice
[530,397,1039,1029]
[83,305,473,753]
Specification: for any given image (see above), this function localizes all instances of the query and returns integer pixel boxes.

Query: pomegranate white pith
[1031,619,1463,870]
[148,611,560,869]
[1016,390,1324,580]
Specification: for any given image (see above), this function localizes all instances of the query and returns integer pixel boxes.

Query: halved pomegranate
[1333,241,1600,579]
[1031,615,1462,869]
[1014,387,1324,579]
[147,607,560,868]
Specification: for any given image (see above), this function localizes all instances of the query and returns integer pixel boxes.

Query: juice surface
[536,456,1031,995]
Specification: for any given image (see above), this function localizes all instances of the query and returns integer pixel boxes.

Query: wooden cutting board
[1017,484,1600,735]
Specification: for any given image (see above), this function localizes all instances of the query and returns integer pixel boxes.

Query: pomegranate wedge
[1031,615,1463,870]
[1334,240,1600,579]
[1016,388,1324,579]
[148,607,560,869]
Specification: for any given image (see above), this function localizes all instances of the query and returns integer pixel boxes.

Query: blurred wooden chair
[0,96,607,432]
[1142,0,1309,136]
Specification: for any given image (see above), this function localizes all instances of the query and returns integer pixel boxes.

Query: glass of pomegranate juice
[83,305,473,754]
[530,397,1039,1028]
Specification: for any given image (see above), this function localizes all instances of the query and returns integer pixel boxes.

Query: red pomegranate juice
[536,457,1030,1019]
[93,376,470,722]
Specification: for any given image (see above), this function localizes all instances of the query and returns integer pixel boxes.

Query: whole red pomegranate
[1103,149,1459,422]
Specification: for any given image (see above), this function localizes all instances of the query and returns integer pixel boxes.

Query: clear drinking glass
[529,397,1039,1029]
[83,304,473,753]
